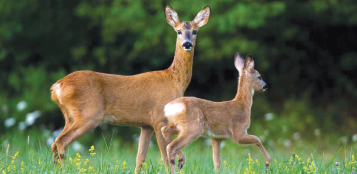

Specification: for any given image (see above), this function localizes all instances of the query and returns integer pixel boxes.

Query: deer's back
[51,70,183,126]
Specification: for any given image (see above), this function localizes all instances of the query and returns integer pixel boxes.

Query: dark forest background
[1,0,356,146]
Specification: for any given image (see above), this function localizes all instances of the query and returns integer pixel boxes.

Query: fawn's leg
[167,130,202,174]
[162,126,186,170]
[211,139,222,173]
[135,126,155,174]
[235,133,271,171]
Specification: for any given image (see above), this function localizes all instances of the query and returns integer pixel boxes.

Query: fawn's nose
[263,84,268,90]
[182,42,193,50]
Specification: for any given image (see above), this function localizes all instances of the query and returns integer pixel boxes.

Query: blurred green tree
[0,0,356,141]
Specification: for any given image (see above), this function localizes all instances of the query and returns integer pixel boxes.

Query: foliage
[0,0,357,140]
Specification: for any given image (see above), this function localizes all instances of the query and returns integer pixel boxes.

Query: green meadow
[1,130,356,173]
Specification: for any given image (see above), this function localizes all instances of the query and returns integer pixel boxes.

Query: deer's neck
[233,77,254,111]
[168,40,194,91]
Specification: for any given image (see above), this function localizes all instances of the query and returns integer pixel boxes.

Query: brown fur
[162,53,271,173]
[50,5,210,173]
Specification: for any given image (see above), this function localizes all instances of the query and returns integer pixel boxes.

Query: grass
[0,130,356,174]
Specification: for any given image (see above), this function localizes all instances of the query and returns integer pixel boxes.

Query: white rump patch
[54,84,62,104]
[164,103,185,118]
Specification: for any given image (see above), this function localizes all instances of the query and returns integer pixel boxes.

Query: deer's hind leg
[51,105,74,163]
[52,98,104,163]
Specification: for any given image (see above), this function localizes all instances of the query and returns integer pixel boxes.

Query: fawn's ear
[234,52,245,73]
[193,6,210,27]
[244,55,255,71]
[165,5,181,27]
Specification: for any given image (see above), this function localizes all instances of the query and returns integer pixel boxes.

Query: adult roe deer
[162,53,270,173]
[50,5,210,173]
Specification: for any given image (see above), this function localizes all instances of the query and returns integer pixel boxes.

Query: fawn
[162,53,270,173]
[50,5,210,173]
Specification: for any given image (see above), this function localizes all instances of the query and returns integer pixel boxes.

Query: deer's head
[165,5,210,51]
[234,53,268,92]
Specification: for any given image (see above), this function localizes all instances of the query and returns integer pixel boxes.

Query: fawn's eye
[258,76,262,80]
[192,30,197,35]
[177,30,182,35]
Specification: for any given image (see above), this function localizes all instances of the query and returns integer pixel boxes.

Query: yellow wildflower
[295,154,302,161]
[224,160,228,168]
[142,162,148,173]
[256,159,260,166]
[12,151,19,160]
[84,159,89,166]
[21,161,24,172]
[88,166,94,172]
[289,155,293,164]
[247,153,254,165]
[122,160,127,170]
[89,146,95,152]
[90,152,96,156]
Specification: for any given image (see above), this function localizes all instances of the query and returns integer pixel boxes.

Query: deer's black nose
[182,42,193,49]
[263,84,268,90]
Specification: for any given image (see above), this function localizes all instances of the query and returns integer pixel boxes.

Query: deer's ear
[234,52,245,73]
[244,55,255,71]
[165,5,181,27]
[193,6,210,27]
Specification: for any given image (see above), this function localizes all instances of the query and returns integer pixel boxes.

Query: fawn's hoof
[178,164,183,170]
[265,163,270,172]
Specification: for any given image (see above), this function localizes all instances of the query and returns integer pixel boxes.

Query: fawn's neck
[233,76,254,111]
[167,40,194,91]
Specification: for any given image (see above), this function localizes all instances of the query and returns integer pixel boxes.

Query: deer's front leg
[235,133,271,171]
[135,126,155,174]
[211,138,222,173]
[154,123,170,170]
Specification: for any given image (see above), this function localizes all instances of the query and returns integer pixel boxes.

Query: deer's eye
[192,30,197,35]
[177,30,182,35]
[258,76,262,80]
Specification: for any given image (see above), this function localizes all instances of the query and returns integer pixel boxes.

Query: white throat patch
[183,47,192,51]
